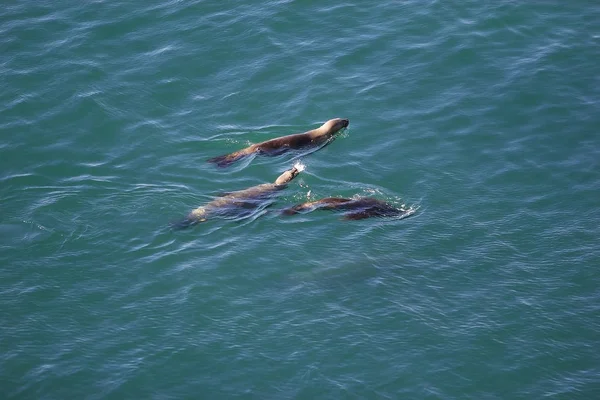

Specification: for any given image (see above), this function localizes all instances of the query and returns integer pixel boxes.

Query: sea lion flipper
[281,204,305,215]
[207,150,247,167]
[208,145,258,167]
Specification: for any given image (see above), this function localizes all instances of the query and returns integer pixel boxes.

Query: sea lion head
[320,118,349,135]
[275,166,300,185]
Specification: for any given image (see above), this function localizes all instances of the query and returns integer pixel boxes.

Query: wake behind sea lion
[208,118,349,167]
[282,197,416,220]
[174,165,303,229]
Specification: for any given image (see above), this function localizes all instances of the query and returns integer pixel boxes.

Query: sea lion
[208,118,349,167]
[175,166,302,229]
[282,197,415,220]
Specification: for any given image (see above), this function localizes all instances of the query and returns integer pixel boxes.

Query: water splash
[293,161,306,172]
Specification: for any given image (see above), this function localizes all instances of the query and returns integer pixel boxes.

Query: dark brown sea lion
[208,118,349,167]
[282,197,416,220]
[174,166,302,229]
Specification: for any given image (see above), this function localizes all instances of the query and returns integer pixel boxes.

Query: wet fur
[208,118,349,167]
[174,167,300,229]
[282,197,412,220]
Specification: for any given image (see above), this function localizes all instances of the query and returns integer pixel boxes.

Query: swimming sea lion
[282,197,415,220]
[175,166,301,229]
[208,118,349,167]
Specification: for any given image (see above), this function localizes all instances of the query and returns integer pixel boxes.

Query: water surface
[1,1,599,398]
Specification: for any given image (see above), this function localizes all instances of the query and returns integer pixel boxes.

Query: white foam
[293,161,306,172]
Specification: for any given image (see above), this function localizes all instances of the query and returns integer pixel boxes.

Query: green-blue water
[2,1,599,398]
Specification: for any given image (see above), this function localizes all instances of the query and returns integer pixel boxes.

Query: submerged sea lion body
[208,118,349,167]
[175,167,300,228]
[282,197,414,220]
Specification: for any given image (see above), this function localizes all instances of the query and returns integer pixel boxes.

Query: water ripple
[2,0,600,398]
